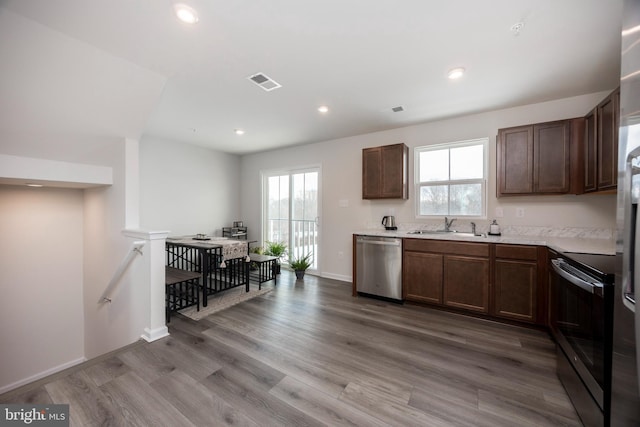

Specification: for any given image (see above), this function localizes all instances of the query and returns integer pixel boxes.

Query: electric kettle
[382,216,397,230]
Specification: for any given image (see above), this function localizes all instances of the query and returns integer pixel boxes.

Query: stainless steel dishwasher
[355,235,402,302]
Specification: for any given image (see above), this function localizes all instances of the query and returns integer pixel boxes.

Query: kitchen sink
[407,230,487,238]
[455,232,487,238]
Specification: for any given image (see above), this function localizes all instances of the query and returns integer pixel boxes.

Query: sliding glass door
[264,168,320,271]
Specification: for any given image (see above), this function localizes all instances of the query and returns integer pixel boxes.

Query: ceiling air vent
[248,72,282,92]
[391,106,404,112]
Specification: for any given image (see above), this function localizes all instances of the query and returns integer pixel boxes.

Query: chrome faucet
[444,217,456,231]
[471,222,476,235]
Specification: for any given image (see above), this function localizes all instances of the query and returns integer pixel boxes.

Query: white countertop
[354,230,616,255]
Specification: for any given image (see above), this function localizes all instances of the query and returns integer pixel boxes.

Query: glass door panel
[264,169,319,271]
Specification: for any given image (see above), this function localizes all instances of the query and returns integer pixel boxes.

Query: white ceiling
[0,0,624,156]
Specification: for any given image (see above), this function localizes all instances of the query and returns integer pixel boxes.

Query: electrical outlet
[516,207,525,218]
[495,207,504,218]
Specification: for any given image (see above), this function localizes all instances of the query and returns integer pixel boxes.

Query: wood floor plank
[116,345,177,384]
[83,356,131,387]
[208,305,414,398]
[201,368,325,427]
[227,297,554,403]
[44,371,127,426]
[147,335,221,381]
[152,369,261,427]
[1,271,582,426]
[99,371,195,427]
[167,323,286,392]
[0,385,53,405]
[477,388,582,427]
[339,381,451,427]
[269,375,390,427]
[201,323,350,398]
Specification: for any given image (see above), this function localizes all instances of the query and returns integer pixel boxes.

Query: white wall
[0,186,85,392]
[240,91,618,281]
[82,139,149,360]
[0,138,151,391]
[139,136,242,236]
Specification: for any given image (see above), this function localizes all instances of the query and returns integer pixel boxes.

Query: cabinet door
[380,144,407,198]
[584,108,598,192]
[494,260,537,323]
[497,126,533,196]
[362,144,407,199]
[533,121,571,193]
[362,147,382,199]
[403,252,443,304]
[443,255,489,313]
[597,89,619,191]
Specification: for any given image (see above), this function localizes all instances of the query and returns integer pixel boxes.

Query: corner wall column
[123,229,170,342]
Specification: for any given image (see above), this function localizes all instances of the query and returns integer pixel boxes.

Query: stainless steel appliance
[550,251,615,426]
[612,2,640,423]
[381,215,397,230]
[355,235,402,302]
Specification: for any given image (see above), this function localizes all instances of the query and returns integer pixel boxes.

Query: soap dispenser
[489,219,501,236]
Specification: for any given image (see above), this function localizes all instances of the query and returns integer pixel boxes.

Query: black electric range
[551,251,616,426]
[561,252,616,284]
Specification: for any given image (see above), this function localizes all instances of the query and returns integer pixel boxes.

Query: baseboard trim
[0,357,86,395]
[141,326,169,342]
[320,272,352,283]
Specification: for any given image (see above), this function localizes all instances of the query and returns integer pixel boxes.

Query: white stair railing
[98,240,146,304]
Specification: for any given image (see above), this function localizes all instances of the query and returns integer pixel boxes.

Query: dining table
[165,236,251,307]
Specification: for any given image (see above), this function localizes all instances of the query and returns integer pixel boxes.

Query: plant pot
[274,262,281,275]
[295,270,305,280]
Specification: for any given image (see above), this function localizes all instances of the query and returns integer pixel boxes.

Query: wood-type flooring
[1,271,582,426]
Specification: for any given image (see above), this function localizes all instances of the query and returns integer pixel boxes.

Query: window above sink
[414,138,488,219]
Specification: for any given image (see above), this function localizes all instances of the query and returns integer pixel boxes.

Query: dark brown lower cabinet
[443,255,489,313]
[402,239,547,326]
[492,244,544,324]
[403,239,490,313]
[403,251,443,304]
[494,259,537,322]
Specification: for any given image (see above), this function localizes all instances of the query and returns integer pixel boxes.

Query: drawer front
[404,238,489,257]
[495,244,538,261]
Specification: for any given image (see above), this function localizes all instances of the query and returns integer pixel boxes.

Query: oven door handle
[551,259,602,294]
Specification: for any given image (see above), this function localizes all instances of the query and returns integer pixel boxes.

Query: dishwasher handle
[356,237,401,247]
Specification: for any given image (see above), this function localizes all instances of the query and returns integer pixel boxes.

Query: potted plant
[264,241,287,274]
[288,252,312,280]
[249,246,264,270]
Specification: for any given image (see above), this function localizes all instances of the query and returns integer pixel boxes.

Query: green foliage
[288,252,313,271]
[264,241,287,259]
[250,246,264,254]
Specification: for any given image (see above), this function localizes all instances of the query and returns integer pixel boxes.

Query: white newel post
[123,229,170,342]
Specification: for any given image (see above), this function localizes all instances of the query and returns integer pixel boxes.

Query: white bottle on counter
[489,219,501,235]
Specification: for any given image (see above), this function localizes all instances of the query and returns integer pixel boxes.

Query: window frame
[414,138,488,219]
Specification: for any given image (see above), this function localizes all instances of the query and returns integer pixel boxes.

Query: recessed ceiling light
[510,22,525,36]
[26,183,43,187]
[318,106,329,114]
[234,129,245,135]
[447,67,465,80]
[174,4,199,24]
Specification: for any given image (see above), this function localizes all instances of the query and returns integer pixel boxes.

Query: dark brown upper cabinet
[497,119,575,197]
[362,143,408,199]
[584,88,619,193]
